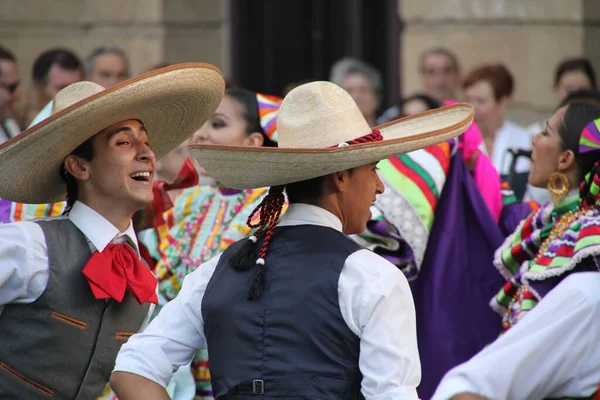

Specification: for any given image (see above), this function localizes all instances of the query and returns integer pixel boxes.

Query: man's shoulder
[346,248,408,283]
[0,220,47,248]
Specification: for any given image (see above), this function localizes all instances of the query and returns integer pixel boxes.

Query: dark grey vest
[202,225,364,399]
[0,218,150,400]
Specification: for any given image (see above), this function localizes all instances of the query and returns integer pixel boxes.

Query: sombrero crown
[189,81,474,189]
[0,63,224,204]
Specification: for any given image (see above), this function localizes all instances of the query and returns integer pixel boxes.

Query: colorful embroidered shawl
[357,132,515,279]
[491,192,600,329]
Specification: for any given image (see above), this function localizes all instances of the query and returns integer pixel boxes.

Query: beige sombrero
[189,81,474,189]
[0,63,224,204]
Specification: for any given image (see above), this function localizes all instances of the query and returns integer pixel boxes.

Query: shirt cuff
[112,346,172,389]
[431,376,480,400]
[367,386,420,400]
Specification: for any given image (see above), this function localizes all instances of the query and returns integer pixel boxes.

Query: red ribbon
[151,157,199,227]
[82,243,158,304]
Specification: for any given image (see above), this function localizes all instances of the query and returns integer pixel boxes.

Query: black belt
[220,379,264,398]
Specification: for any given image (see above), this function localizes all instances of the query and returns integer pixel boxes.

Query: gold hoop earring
[547,172,569,202]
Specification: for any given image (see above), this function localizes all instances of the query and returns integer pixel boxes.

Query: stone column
[162,0,225,75]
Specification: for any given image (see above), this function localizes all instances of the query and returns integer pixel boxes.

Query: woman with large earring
[433,102,600,400]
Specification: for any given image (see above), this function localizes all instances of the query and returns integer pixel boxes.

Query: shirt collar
[278,203,343,232]
[68,200,139,255]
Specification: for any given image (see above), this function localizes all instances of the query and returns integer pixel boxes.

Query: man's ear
[327,169,351,193]
[63,155,91,181]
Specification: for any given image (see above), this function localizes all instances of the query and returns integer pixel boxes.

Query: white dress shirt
[0,200,153,319]
[29,100,53,128]
[114,203,421,399]
[491,120,533,175]
[432,272,600,400]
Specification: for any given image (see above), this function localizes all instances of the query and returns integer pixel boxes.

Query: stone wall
[2,0,597,127]
[400,0,600,126]
[0,0,225,86]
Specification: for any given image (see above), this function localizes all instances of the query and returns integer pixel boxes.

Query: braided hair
[557,103,600,206]
[60,136,95,214]
[230,175,327,300]
[229,131,383,301]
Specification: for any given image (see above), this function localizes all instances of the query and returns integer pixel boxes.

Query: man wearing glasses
[0,46,21,144]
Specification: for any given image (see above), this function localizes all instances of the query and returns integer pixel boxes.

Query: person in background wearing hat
[0,64,224,399]
[432,102,600,400]
[110,81,474,399]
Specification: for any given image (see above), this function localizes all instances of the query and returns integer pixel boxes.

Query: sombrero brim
[0,63,224,204]
[189,104,474,189]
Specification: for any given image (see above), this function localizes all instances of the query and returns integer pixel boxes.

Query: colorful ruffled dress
[492,190,600,332]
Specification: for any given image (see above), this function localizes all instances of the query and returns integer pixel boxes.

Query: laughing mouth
[130,171,152,182]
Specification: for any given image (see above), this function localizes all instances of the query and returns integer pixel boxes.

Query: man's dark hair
[230,169,355,301]
[32,48,82,86]
[554,58,597,89]
[0,46,16,62]
[60,136,95,214]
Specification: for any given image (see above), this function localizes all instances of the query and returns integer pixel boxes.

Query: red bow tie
[82,243,158,304]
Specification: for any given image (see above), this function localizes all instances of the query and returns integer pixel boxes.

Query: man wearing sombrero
[111,81,474,399]
[0,64,224,399]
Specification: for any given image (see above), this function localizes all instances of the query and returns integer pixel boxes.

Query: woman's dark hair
[557,102,600,205]
[554,58,597,89]
[225,87,278,147]
[60,136,95,214]
[399,93,440,116]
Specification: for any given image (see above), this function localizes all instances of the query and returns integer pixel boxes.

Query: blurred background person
[378,92,440,123]
[31,48,83,98]
[29,45,130,127]
[419,47,461,104]
[463,63,533,200]
[528,57,598,135]
[329,57,381,127]
[0,46,21,143]
[84,45,130,89]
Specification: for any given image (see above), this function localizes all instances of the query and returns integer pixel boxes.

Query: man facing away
[110,81,475,399]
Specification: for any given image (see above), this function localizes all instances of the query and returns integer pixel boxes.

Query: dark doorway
[229,0,401,111]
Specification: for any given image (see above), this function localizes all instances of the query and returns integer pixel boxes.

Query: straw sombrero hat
[189,81,474,189]
[0,63,224,204]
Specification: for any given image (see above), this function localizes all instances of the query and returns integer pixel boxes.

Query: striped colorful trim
[491,193,600,330]
[378,143,451,233]
[8,201,66,222]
